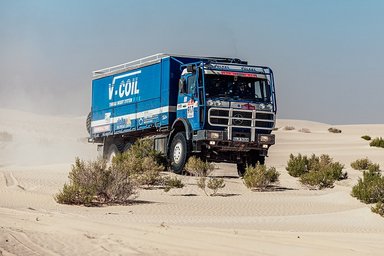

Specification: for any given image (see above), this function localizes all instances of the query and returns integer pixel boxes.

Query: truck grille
[208,107,275,141]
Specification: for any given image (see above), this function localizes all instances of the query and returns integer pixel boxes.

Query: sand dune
[1,109,384,255]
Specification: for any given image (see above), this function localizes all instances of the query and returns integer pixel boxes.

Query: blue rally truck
[88,54,276,176]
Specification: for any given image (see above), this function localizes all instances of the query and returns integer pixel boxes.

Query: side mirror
[179,78,187,94]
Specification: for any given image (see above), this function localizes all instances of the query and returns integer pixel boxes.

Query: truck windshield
[205,74,272,103]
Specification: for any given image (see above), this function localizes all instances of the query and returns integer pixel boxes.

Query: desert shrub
[55,138,169,205]
[368,163,381,173]
[351,169,384,204]
[286,154,309,177]
[361,135,371,141]
[243,164,280,191]
[351,158,372,170]
[298,128,311,133]
[299,170,334,189]
[196,177,208,195]
[185,156,225,196]
[0,131,12,142]
[372,202,384,217]
[287,154,347,189]
[162,176,184,192]
[185,156,215,177]
[124,138,166,166]
[328,127,342,133]
[207,178,225,196]
[55,157,137,206]
[112,138,165,187]
[370,137,384,148]
[283,126,295,131]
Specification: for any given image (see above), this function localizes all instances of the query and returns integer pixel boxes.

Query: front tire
[237,163,246,177]
[169,132,188,174]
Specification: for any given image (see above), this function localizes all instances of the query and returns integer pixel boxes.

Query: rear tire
[123,142,132,153]
[105,143,119,163]
[86,112,91,135]
[169,132,188,174]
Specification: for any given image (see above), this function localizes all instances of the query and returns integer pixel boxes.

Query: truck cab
[171,59,276,175]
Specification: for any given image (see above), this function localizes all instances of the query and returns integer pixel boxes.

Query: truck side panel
[91,61,170,138]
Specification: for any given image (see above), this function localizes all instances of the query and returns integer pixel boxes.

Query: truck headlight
[258,134,275,144]
[266,104,273,110]
[209,132,220,139]
[260,135,270,143]
[259,103,265,110]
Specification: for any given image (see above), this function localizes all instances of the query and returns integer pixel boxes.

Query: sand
[1,109,384,255]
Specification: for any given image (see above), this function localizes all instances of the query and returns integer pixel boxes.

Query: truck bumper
[192,129,275,152]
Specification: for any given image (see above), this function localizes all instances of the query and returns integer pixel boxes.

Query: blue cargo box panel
[91,59,173,137]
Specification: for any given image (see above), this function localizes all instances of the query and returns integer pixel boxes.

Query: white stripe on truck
[91,106,176,127]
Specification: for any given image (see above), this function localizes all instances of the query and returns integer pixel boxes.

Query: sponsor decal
[108,70,141,107]
[241,103,255,110]
[116,117,131,129]
[187,99,195,118]
[93,124,110,133]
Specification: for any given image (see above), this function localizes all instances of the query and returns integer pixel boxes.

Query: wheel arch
[167,118,192,157]
[170,118,192,140]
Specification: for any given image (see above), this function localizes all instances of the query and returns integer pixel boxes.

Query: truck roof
[92,53,249,79]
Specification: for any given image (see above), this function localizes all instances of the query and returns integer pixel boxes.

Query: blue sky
[1,0,383,124]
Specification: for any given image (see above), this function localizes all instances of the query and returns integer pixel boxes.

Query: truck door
[177,73,200,130]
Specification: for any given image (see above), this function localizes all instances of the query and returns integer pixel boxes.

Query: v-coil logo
[108,70,141,100]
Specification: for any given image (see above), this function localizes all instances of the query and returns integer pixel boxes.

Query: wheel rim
[173,142,183,164]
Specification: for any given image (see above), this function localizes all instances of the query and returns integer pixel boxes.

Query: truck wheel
[247,151,265,166]
[86,112,91,135]
[237,163,246,177]
[256,156,265,165]
[170,132,188,174]
[105,144,119,163]
[123,142,132,153]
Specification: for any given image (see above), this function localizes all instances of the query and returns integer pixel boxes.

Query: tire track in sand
[1,171,25,190]
[0,230,60,256]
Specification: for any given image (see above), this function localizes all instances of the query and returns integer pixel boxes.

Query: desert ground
[1,108,384,256]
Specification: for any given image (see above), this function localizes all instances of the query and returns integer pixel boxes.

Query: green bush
[55,138,168,206]
[370,137,384,148]
[112,138,165,187]
[361,135,371,141]
[185,156,215,177]
[207,178,226,196]
[372,202,384,217]
[243,164,280,191]
[351,158,372,170]
[286,153,308,177]
[351,169,384,204]
[55,158,137,206]
[286,154,347,189]
[300,168,336,189]
[328,127,342,133]
[368,163,381,173]
[162,176,184,192]
[185,156,225,196]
